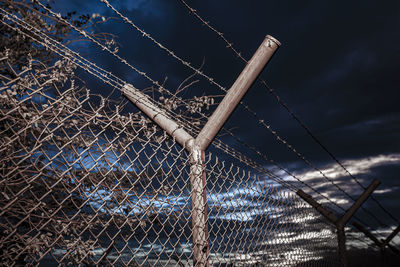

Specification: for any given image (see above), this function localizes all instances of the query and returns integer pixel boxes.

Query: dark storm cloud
[209,0,400,160]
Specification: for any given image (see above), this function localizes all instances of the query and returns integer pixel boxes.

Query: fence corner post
[336,179,380,267]
[189,142,209,266]
[189,34,280,266]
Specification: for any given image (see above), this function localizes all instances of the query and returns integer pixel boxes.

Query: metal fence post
[297,179,380,267]
[190,35,279,265]
[196,35,280,151]
[353,222,400,257]
[124,34,280,266]
[336,225,347,267]
[189,143,209,266]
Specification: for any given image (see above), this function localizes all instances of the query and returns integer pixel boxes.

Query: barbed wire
[176,0,397,227]
[33,0,224,138]
[2,3,388,237]
[97,0,364,204]
[0,7,201,140]
[3,9,394,264]
[26,3,294,180]
[34,0,393,228]
[35,1,210,105]
[0,8,290,196]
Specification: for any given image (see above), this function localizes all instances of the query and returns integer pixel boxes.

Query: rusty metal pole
[188,144,209,266]
[123,84,194,148]
[190,35,280,266]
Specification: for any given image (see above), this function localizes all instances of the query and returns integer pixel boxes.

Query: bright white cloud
[295,153,400,183]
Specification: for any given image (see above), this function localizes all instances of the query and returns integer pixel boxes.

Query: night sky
[52,0,400,241]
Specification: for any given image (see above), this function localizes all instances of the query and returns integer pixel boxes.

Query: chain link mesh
[0,52,340,266]
[204,154,339,266]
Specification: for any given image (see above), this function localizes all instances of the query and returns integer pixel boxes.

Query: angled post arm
[337,180,381,228]
[297,189,339,224]
[382,225,400,247]
[195,35,280,151]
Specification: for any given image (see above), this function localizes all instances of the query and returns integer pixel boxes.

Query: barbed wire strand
[28,2,314,192]
[0,7,197,138]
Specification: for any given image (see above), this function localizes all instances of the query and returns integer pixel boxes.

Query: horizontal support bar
[123,84,194,150]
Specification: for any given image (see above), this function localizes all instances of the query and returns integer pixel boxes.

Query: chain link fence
[0,50,340,266]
